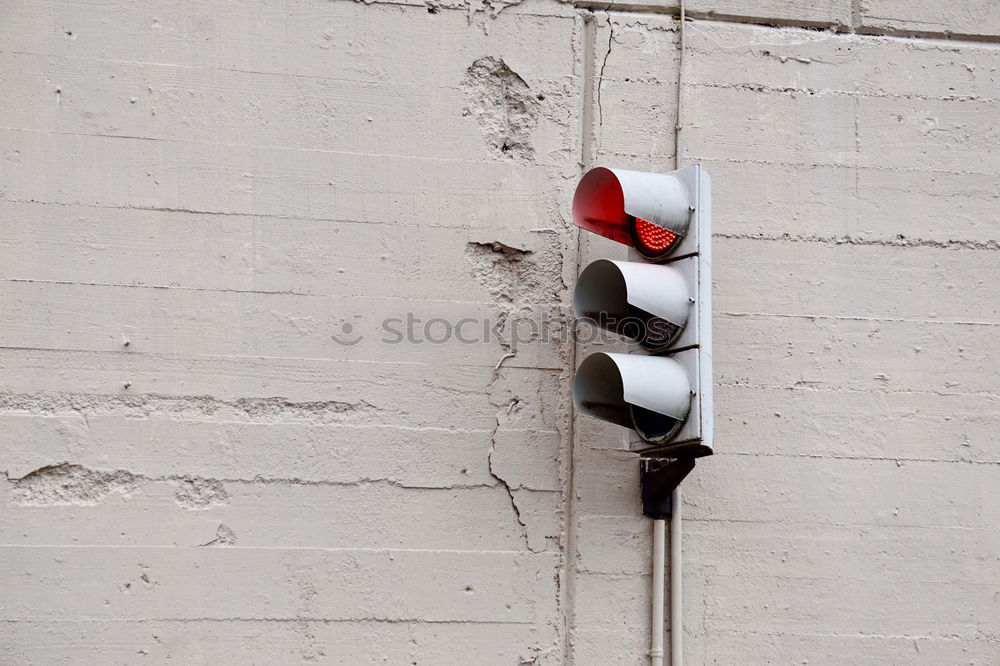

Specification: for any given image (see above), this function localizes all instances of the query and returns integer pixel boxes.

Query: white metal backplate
[626,165,713,456]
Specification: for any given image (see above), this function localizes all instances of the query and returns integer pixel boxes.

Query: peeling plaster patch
[465,241,534,305]
[174,478,230,510]
[472,0,524,19]
[8,463,141,506]
[138,563,159,590]
[464,236,564,307]
[461,57,539,161]
[465,236,567,357]
[0,391,378,424]
[229,397,374,421]
[423,0,524,22]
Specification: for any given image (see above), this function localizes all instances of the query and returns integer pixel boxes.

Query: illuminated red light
[632,218,678,256]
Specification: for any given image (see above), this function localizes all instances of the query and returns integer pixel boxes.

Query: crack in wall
[464,231,570,558]
[5,464,526,517]
[483,378,565,555]
[489,426,529,537]
[486,344,531,540]
[594,1,619,131]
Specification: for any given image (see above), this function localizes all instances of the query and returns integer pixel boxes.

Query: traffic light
[571,166,712,459]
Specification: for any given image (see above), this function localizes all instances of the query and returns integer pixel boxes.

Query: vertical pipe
[670,488,682,666]
[650,518,666,666]
[675,0,686,169]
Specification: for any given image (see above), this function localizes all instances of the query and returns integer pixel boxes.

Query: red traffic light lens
[631,217,678,259]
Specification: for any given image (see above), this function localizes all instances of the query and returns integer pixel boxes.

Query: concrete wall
[1,0,997,664]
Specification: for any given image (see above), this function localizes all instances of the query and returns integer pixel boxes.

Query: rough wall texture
[0,0,997,664]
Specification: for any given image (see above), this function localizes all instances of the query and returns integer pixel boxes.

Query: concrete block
[860,0,1000,36]
[0,482,532,552]
[575,514,651,575]
[0,129,562,230]
[702,629,1000,664]
[0,619,550,665]
[702,573,998,636]
[718,314,999,394]
[715,384,1000,463]
[716,238,999,323]
[688,454,998,529]
[0,350,567,431]
[2,545,560,624]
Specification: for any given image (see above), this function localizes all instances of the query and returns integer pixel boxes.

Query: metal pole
[650,518,666,666]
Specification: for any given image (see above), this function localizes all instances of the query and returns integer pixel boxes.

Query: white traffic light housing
[571,165,712,458]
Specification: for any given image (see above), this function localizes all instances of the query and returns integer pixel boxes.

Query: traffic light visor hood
[573,352,692,442]
[572,167,693,260]
[573,259,690,351]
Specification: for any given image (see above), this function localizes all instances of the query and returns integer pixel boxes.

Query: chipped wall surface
[0,1,998,665]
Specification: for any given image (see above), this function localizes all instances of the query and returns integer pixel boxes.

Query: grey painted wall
[1,0,998,663]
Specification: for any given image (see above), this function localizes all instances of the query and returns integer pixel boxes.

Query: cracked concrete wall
[1,2,578,663]
[1,0,998,665]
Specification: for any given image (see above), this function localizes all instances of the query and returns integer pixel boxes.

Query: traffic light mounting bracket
[640,456,696,519]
